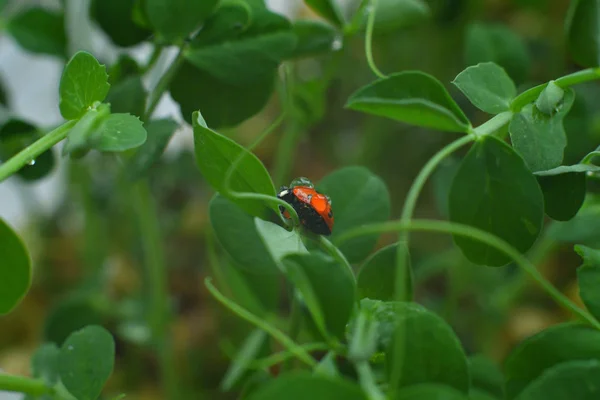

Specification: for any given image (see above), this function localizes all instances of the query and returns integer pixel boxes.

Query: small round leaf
[0,217,31,314]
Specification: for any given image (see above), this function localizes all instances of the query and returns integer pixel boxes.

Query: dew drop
[27,159,36,166]
[331,35,343,51]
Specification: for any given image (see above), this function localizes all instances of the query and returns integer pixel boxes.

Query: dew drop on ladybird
[290,177,314,189]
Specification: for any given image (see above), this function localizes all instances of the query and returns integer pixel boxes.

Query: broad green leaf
[360,299,469,393]
[357,0,431,34]
[105,76,147,117]
[91,0,151,47]
[304,0,344,27]
[59,52,110,120]
[145,0,219,42]
[282,252,355,339]
[126,118,179,181]
[43,295,104,345]
[464,22,531,84]
[515,360,600,400]
[509,89,574,172]
[504,322,600,399]
[537,171,586,221]
[547,197,600,245]
[185,8,296,85]
[0,119,55,181]
[192,111,276,217]
[31,343,60,386]
[221,329,267,390]
[0,218,31,314]
[255,218,308,266]
[449,135,544,266]
[346,72,471,133]
[7,8,67,58]
[535,81,564,115]
[575,245,600,321]
[209,195,279,274]
[62,105,110,156]
[451,62,516,114]
[357,243,412,301]
[566,0,600,67]
[468,354,504,399]
[92,113,147,152]
[395,384,469,399]
[319,166,391,263]
[432,157,461,218]
[245,372,366,400]
[59,325,115,400]
[289,20,338,59]
[192,0,252,46]
[170,61,274,128]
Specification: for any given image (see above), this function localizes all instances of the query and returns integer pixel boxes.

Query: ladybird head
[277,185,291,199]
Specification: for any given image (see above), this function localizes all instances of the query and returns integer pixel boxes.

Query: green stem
[317,235,356,283]
[144,46,187,121]
[253,343,330,370]
[365,0,386,79]
[511,67,600,111]
[0,374,52,396]
[205,277,318,367]
[356,362,387,400]
[131,181,178,399]
[472,111,512,137]
[0,120,76,183]
[336,219,600,331]
[141,44,164,74]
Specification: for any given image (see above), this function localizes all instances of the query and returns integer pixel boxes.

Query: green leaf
[357,243,412,301]
[145,0,219,42]
[0,118,55,181]
[62,105,110,156]
[185,8,296,86]
[318,166,391,263]
[43,295,105,346]
[468,354,504,399]
[245,372,366,400]
[7,8,67,58]
[537,171,586,221]
[105,76,147,117]
[449,135,544,266]
[0,217,31,314]
[303,0,344,27]
[395,384,469,399]
[575,245,600,321]
[254,218,308,265]
[314,352,339,377]
[91,0,151,47]
[346,72,471,133]
[192,111,276,217]
[509,89,574,172]
[533,164,600,176]
[59,325,115,400]
[209,195,279,274]
[59,51,110,120]
[357,0,431,35]
[92,113,147,152]
[464,22,531,84]
[282,252,355,340]
[31,343,60,386]
[126,118,179,181]
[547,197,600,245]
[221,329,267,390]
[360,299,469,393]
[515,360,600,400]
[504,322,600,399]
[191,0,252,46]
[535,81,565,115]
[432,157,461,218]
[108,55,142,85]
[451,62,516,114]
[289,20,338,59]
[566,0,600,67]
[170,61,275,128]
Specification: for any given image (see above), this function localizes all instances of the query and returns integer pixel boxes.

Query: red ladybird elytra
[277,177,334,236]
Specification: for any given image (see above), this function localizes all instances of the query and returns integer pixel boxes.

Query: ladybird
[277,177,334,236]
